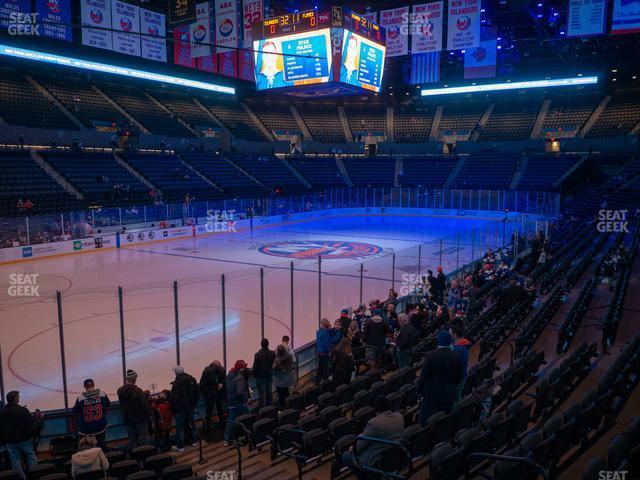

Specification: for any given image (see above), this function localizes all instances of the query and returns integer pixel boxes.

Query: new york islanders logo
[47,0,61,13]
[90,9,103,24]
[387,25,400,39]
[259,240,383,259]
[120,16,133,31]
[456,16,471,30]
[147,24,160,36]
[420,20,434,36]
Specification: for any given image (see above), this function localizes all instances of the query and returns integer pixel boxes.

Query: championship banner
[0,0,30,28]
[197,53,217,72]
[173,24,195,67]
[362,11,378,24]
[464,26,496,79]
[81,0,112,51]
[112,0,140,57]
[380,6,409,57]
[190,2,211,58]
[446,0,480,50]
[238,49,254,80]
[141,8,167,62]
[242,0,262,48]
[215,0,239,53]
[218,50,238,77]
[168,0,195,26]
[411,1,443,53]
[567,0,606,36]
[612,0,640,34]
[37,0,72,41]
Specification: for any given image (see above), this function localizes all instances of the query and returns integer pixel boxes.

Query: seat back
[143,455,174,476]
[27,464,57,480]
[110,461,140,480]
[160,464,193,480]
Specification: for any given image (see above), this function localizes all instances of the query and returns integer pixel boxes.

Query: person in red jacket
[151,390,172,451]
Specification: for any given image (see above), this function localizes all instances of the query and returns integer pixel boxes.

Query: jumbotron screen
[339,29,386,93]
[253,29,333,90]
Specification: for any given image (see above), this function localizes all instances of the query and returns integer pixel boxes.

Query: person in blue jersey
[256,41,287,90]
[340,34,360,86]
[73,379,111,450]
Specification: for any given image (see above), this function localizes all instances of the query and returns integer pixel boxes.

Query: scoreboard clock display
[342,9,385,45]
[262,9,319,38]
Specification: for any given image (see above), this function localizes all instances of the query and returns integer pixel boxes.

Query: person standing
[0,391,37,479]
[253,339,276,408]
[363,314,388,369]
[281,335,296,365]
[224,360,251,447]
[117,370,151,450]
[272,345,295,409]
[170,366,200,453]
[73,379,111,450]
[450,321,470,401]
[332,337,355,386]
[395,314,417,368]
[416,331,463,425]
[316,318,341,384]
[435,267,446,304]
[199,361,226,432]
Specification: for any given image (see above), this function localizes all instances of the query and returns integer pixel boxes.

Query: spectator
[341,396,404,479]
[272,345,294,409]
[316,318,341,384]
[117,369,151,450]
[70,436,109,479]
[224,360,251,447]
[449,321,470,401]
[363,314,388,369]
[150,390,172,451]
[199,361,226,432]
[435,267,446,304]
[416,330,463,425]
[23,199,33,211]
[0,391,37,479]
[170,366,199,452]
[281,335,296,364]
[253,338,276,408]
[73,379,110,450]
[332,337,355,386]
[498,279,525,313]
[426,270,437,299]
[395,314,416,368]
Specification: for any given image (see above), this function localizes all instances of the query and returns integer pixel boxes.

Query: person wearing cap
[117,370,151,450]
[0,391,37,479]
[170,366,200,452]
[223,360,251,446]
[416,330,463,426]
[72,379,111,450]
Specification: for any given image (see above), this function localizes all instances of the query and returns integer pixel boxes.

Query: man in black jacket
[199,360,226,432]
[117,369,151,450]
[416,330,463,426]
[0,391,37,479]
[253,339,276,408]
[170,366,200,452]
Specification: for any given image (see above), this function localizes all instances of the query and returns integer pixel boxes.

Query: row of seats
[517,155,580,191]
[453,154,519,190]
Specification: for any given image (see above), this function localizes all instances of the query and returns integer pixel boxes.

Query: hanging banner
[218,50,238,77]
[112,0,140,57]
[411,1,443,53]
[197,54,217,72]
[81,0,113,51]
[168,0,195,26]
[567,0,607,36]
[141,8,167,61]
[464,26,497,79]
[1,0,30,28]
[173,24,195,67]
[190,2,212,58]
[446,0,480,50]
[215,0,239,53]
[611,0,640,34]
[36,0,72,41]
[238,49,254,80]
[380,6,409,57]
[242,0,262,48]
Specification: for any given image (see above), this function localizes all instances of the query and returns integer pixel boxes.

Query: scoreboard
[262,10,319,38]
[342,9,385,45]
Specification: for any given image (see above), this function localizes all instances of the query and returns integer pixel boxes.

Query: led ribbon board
[420,76,598,96]
[0,44,235,95]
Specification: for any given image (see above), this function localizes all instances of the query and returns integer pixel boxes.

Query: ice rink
[0,213,517,410]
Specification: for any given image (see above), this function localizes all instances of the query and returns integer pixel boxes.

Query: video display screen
[253,28,332,90]
[339,29,386,92]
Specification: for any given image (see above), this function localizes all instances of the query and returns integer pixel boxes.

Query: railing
[0,188,559,247]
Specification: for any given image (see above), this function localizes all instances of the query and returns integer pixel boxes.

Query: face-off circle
[258,240,383,259]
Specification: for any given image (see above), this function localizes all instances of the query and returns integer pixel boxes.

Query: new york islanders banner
[380,6,409,57]
[464,26,496,79]
[411,2,443,54]
[612,0,640,34]
[37,0,72,41]
[447,0,480,50]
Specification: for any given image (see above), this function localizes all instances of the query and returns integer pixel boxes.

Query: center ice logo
[259,240,383,259]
